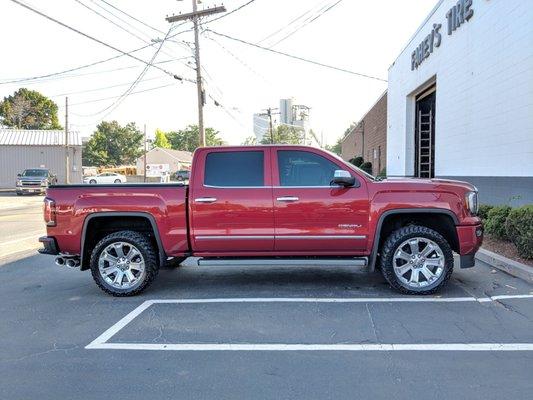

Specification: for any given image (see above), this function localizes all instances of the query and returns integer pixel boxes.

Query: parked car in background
[172,170,190,182]
[83,172,127,184]
[16,168,57,195]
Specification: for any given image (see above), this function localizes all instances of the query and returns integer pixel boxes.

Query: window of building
[204,151,264,187]
[278,150,339,186]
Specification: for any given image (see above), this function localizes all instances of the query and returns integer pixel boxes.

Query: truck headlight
[16,179,22,186]
[466,191,478,215]
[41,179,48,186]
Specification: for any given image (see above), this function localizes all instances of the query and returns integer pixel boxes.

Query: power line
[7,0,191,82]
[77,27,175,118]
[98,0,165,34]
[1,56,192,86]
[205,29,388,82]
[49,75,166,97]
[269,0,344,47]
[73,0,149,43]
[69,82,177,107]
[202,0,258,24]
[257,0,331,45]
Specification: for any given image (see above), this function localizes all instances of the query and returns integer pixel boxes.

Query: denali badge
[338,224,362,229]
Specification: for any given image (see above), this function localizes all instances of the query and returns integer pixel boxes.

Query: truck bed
[46,184,190,259]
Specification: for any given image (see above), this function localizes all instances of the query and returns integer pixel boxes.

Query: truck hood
[18,176,46,181]
[377,177,476,192]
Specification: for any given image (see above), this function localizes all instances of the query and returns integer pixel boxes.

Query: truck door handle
[195,197,217,203]
[276,196,299,202]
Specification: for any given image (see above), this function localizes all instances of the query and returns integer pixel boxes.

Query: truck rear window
[204,151,264,187]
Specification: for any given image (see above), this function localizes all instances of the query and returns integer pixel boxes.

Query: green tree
[325,137,343,155]
[242,136,257,145]
[0,88,62,130]
[82,121,144,167]
[153,128,170,148]
[260,125,302,145]
[166,125,224,152]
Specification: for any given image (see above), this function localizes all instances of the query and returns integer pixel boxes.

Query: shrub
[349,156,364,167]
[505,205,533,259]
[485,205,511,240]
[478,204,494,221]
[360,161,373,175]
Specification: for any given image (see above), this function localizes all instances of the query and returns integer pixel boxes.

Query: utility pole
[166,2,226,147]
[143,124,147,182]
[267,108,273,144]
[64,97,70,184]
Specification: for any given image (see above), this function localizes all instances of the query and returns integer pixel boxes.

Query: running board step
[196,258,368,267]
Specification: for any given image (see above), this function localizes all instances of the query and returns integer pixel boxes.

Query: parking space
[1,253,532,399]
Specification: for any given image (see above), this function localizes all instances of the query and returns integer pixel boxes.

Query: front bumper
[457,223,483,268]
[17,186,46,194]
[38,236,59,255]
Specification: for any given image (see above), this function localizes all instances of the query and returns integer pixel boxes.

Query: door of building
[415,87,436,178]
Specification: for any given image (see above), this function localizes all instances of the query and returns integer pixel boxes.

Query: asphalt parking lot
[1,252,532,400]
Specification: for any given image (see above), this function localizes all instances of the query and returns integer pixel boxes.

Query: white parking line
[87,343,533,351]
[86,294,533,351]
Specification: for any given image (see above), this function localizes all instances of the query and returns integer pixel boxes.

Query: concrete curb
[476,248,533,283]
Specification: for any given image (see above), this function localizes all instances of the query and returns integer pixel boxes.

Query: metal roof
[0,129,82,146]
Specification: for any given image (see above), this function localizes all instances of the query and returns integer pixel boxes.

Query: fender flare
[80,211,166,270]
[368,208,459,272]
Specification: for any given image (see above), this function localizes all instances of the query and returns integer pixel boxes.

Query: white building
[387,0,532,205]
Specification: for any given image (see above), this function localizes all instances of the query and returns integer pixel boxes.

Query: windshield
[21,169,48,177]
[322,149,377,181]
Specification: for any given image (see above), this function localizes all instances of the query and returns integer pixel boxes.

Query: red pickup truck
[39,145,483,296]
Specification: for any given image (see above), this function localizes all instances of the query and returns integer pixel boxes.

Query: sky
[0,0,437,146]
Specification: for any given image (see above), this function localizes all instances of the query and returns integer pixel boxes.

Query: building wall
[135,148,191,175]
[341,92,387,176]
[0,145,82,187]
[387,0,533,205]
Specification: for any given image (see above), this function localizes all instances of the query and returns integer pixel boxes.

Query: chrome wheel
[98,242,146,290]
[393,237,445,288]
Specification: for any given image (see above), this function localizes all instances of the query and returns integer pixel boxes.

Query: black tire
[16,192,22,196]
[379,225,453,295]
[114,179,121,183]
[90,230,159,297]
[89,179,97,184]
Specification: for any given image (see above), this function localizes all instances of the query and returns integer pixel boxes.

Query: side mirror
[332,170,356,187]
[17,173,21,177]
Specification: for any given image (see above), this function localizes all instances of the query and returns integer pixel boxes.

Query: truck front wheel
[379,225,453,295]
[90,230,159,296]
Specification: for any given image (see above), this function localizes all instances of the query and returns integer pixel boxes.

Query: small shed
[0,129,82,187]
[136,147,193,177]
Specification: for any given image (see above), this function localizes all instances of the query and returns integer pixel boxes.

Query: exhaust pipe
[65,258,80,269]
[55,257,65,266]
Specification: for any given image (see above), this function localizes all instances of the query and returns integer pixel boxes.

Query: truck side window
[205,151,264,187]
[278,150,339,187]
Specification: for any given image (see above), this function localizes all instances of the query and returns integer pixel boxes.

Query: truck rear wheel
[379,225,453,295]
[90,230,159,296]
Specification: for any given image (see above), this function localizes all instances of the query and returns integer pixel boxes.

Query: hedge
[504,205,533,259]
[478,204,494,221]
[484,206,511,240]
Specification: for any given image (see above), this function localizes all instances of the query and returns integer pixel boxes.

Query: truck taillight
[43,197,56,227]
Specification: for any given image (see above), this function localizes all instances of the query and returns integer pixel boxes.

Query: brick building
[341,91,387,176]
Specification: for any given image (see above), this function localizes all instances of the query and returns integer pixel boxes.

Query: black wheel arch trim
[80,211,166,270]
[368,208,459,272]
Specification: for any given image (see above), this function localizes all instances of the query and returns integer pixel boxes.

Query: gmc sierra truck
[39,145,483,296]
